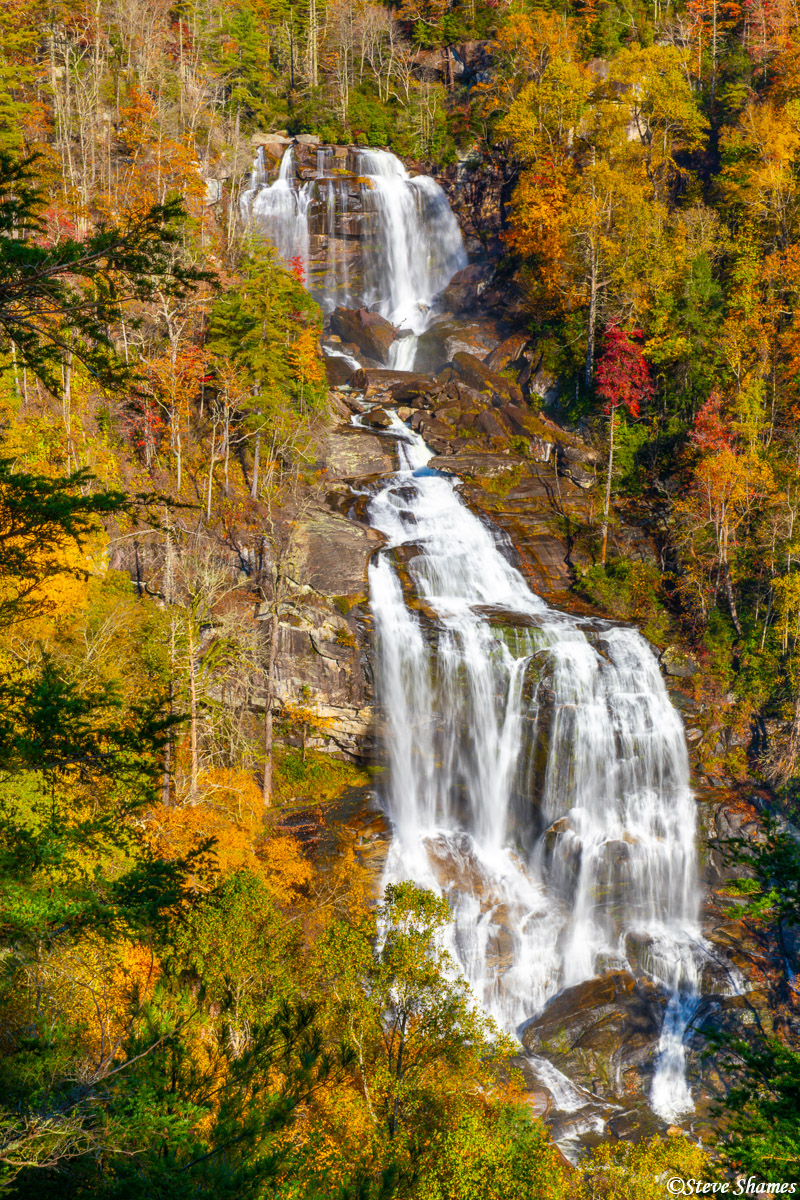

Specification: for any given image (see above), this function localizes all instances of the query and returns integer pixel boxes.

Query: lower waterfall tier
[366,415,733,1131]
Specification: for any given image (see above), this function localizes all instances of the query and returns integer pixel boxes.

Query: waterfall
[242,145,466,366]
[355,150,466,340]
[248,149,312,280]
[367,417,708,1127]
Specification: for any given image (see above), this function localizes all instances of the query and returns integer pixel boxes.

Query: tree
[674,401,775,634]
[716,1038,800,1184]
[574,1134,710,1198]
[594,324,654,564]
[0,459,131,625]
[609,46,708,202]
[318,883,510,1173]
[206,240,326,499]
[0,154,209,395]
[413,1103,568,1200]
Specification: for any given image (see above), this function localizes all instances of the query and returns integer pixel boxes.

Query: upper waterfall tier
[241,145,467,339]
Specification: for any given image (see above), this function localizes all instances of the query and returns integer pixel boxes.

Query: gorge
[245,140,742,1151]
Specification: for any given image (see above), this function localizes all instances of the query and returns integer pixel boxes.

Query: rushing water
[242,145,466,368]
[244,143,714,1128]
[367,419,708,1126]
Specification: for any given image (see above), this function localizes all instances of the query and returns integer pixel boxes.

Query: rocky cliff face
[429,152,517,258]
[262,427,398,761]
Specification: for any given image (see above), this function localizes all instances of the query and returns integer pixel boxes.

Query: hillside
[1,0,800,1193]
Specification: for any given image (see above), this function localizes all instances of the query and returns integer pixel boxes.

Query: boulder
[415,318,499,373]
[250,132,292,155]
[295,133,321,146]
[331,307,397,364]
[527,365,559,404]
[427,452,520,481]
[484,333,532,373]
[556,445,596,490]
[351,368,429,397]
[660,645,699,679]
[452,351,524,406]
[323,429,396,479]
[410,413,454,440]
[476,409,507,439]
[439,263,492,314]
[325,355,356,387]
[444,380,488,409]
[362,407,393,429]
[387,376,443,403]
[520,971,665,1101]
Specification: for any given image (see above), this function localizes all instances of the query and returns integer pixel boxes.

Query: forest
[1,0,800,1191]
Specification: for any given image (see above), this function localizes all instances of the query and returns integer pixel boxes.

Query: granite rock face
[330,307,397,364]
[521,971,665,1102]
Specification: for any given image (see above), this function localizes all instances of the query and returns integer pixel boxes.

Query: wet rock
[325,355,356,387]
[428,451,519,480]
[331,307,397,364]
[520,971,665,1101]
[439,263,493,313]
[350,368,427,397]
[452,351,524,406]
[362,407,393,429]
[528,1091,551,1119]
[323,429,396,479]
[606,1108,664,1142]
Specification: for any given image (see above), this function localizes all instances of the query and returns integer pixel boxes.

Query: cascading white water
[355,150,466,363]
[247,149,312,280]
[244,138,725,1132]
[368,417,708,1127]
[242,145,466,367]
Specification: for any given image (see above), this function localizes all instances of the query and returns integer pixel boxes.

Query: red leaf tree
[595,325,655,563]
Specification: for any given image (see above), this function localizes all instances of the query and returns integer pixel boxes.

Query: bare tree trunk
[722,557,743,636]
[188,622,199,798]
[585,248,598,392]
[262,591,281,810]
[251,431,261,500]
[206,420,216,521]
[223,405,231,495]
[308,0,319,87]
[786,688,800,778]
[600,407,615,565]
[162,514,175,806]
